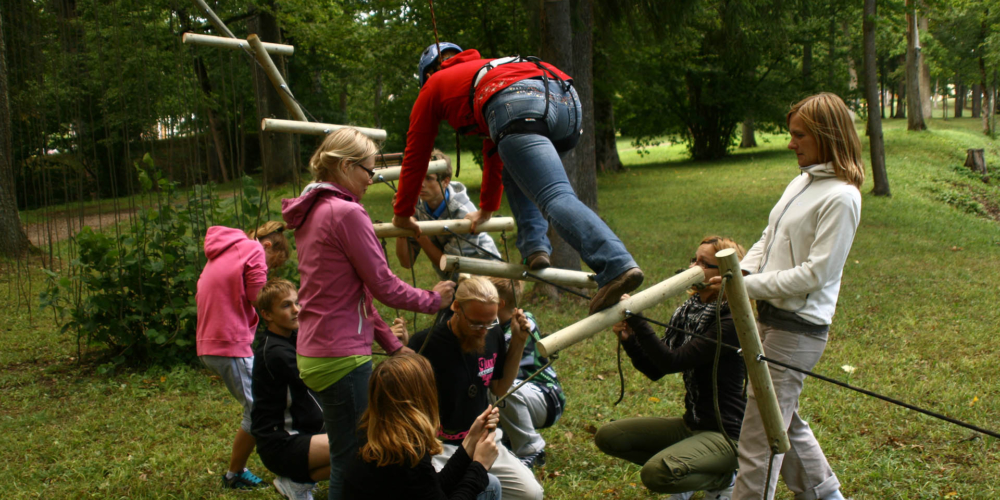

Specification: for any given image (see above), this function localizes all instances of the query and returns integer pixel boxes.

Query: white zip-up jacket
[741,162,861,326]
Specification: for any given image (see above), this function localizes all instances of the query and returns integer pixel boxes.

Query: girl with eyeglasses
[595,236,748,500]
[281,127,459,500]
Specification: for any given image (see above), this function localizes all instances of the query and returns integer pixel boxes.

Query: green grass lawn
[2,116,999,499]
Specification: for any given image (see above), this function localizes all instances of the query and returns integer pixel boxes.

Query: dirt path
[25,209,138,248]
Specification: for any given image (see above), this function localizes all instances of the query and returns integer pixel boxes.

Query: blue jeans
[479,473,502,500]
[485,78,637,287]
[317,361,372,500]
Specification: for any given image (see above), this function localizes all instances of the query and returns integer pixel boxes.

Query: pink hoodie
[282,183,440,358]
[196,226,268,357]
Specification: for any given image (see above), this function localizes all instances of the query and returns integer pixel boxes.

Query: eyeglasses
[690,257,719,270]
[459,306,500,331]
[354,162,376,180]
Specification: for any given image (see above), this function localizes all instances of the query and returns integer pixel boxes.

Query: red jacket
[394,50,571,217]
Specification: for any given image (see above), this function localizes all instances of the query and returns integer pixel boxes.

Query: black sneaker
[222,468,267,489]
[519,450,546,469]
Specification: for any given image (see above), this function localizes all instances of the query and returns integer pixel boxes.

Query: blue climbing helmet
[418,42,463,87]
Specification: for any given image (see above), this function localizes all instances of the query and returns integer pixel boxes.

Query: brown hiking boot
[526,251,551,270]
[589,268,644,314]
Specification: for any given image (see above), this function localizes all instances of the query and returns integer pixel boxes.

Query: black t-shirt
[409,320,506,445]
[251,331,325,447]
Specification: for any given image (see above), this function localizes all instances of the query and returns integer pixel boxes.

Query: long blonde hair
[359,354,443,467]
[308,128,380,183]
[787,93,865,189]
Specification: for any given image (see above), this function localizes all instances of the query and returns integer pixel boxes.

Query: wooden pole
[372,217,515,239]
[536,267,705,357]
[246,34,307,122]
[192,0,236,38]
[182,32,294,56]
[261,118,386,141]
[373,160,447,184]
[440,255,598,289]
[716,248,791,454]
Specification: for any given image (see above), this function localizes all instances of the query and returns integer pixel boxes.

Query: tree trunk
[192,55,230,184]
[540,0,582,278]
[956,80,964,118]
[919,16,932,119]
[739,118,757,148]
[864,0,889,196]
[593,95,623,172]
[248,7,297,185]
[570,0,596,209]
[964,149,987,177]
[844,22,858,93]
[905,1,926,130]
[0,11,29,257]
[802,41,813,90]
[893,77,906,118]
[972,83,982,117]
[980,55,990,135]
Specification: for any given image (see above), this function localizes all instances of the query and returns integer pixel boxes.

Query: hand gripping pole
[536,267,705,358]
[716,248,791,454]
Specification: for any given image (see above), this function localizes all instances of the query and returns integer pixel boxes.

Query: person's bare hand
[465,210,493,233]
[390,345,415,357]
[390,317,409,345]
[432,280,456,310]
[463,405,498,457]
[472,430,499,469]
[510,309,530,344]
[392,214,422,238]
[612,293,632,341]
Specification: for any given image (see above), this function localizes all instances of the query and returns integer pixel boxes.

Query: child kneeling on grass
[251,279,329,500]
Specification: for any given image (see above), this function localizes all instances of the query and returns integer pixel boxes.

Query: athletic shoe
[519,450,546,469]
[704,471,736,500]
[664,492,694,500]
[273,476,316,500]
[589,267,644,314]
[221,468,267,489]
[525,251,551,270]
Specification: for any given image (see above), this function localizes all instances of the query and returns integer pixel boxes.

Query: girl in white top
[720,93,863,500]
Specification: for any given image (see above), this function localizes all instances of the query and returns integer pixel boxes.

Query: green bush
[40,154,288,373]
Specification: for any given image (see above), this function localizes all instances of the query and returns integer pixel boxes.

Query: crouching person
[487,277,564,469]
[595,237,748,500]
[408,276,544,500]
[252,279,329,500]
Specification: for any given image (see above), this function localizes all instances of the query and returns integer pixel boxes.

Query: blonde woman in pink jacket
[196,221,289,489]
[282,128,456,500]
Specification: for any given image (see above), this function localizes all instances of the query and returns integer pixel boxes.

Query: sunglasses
[690,257,719,270]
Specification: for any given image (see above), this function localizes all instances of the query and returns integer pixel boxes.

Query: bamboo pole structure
[373,160,447,184]
[372,217,515,239]
[261,118,387,141]
[536,267,705,357]
[716,248,791,454]
[440,255,598,289]
[192,0,236,38]
[182,33,294,56]
[246,34,307,122]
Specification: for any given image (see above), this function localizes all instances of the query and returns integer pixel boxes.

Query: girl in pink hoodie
[282,127,456,500]
[196,220,289,489]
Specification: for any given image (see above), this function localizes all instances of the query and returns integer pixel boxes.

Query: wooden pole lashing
[261,118,387,141]
[535,267,706,358]
[716,248,791,454]
[373,160,447,184]
[439,255,598,289]
[372,217,515,239]
[182,33,294,56]
[245,34,307,122]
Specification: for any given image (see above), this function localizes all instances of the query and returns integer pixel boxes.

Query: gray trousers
[731,324,841,500]
[498,380,549,457]
[432,428,543,500]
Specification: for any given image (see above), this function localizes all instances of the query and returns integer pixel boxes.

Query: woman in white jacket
[725,93,863,500]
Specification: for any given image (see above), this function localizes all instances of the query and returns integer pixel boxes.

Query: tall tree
[865,0,890,196]
[919,15,932,119]
[0,10,30,257]
[570,0,597,209]
[249,5,299,186]
[905,0,926,130]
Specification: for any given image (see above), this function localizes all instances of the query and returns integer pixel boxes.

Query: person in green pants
[594,236,748,500]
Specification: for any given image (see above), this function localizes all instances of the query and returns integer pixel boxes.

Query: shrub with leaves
[40,154,288,372]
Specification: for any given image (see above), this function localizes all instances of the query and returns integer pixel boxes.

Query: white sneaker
[704,471,736,500]
[273,476,315,500]
[664,492,694,500]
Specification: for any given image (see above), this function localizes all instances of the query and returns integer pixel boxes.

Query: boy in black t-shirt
[408,275,543,500]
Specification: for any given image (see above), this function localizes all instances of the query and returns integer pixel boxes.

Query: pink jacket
[196,226,267,357]
[282,183,440,358]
